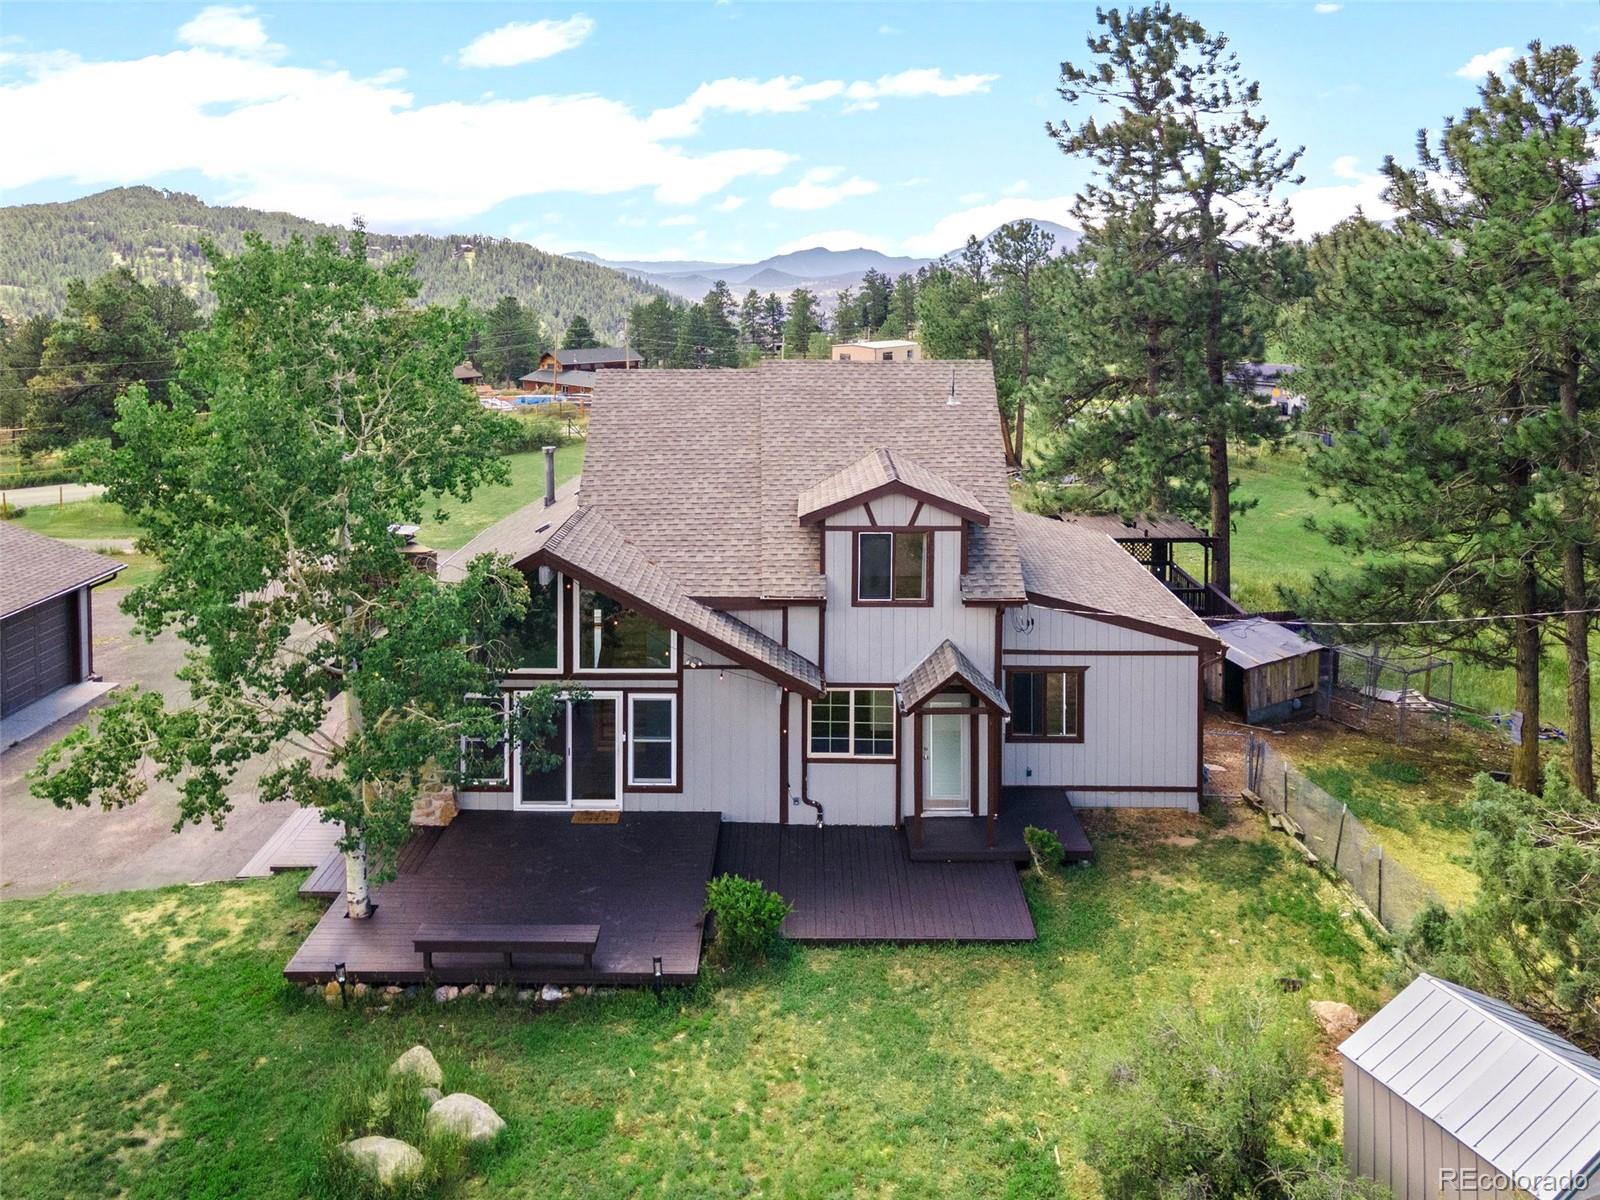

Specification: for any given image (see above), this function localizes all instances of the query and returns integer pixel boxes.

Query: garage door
[1,592,81,718]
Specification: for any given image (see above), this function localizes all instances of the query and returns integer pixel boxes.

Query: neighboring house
[832,339,918,363]
[440,361,1221,829]
[1341,973,1600,1200]
[452,361,484,386]
[518,367,597,402]
[537,347,643,373]
[0,524,123,720]
[1230,361,1305,417]
[1206,617,1328,724]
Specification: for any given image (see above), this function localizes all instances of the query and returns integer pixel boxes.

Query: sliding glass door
[514,693,621,809]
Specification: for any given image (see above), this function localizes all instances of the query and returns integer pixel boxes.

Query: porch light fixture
[652,955,664,1002]
[685,656,705,670]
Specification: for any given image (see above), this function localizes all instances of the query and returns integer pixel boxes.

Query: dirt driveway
[1,589,297,899]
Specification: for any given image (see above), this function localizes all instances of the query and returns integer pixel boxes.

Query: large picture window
[627,694,677,787]
[505,568,561,671]
[575,586,674,671]
[855,531,929,604]
[1006,669,1086,742]
[808,687,897,759]
[459,694,509,785]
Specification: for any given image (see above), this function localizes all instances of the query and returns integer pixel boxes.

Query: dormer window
[855,531,929,604]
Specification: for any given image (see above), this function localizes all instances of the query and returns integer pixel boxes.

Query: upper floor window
[575,585,674,671]
[504,568,561,671]
[1005,668,1085,742]
[856,530,929,604]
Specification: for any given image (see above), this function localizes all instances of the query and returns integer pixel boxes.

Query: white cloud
[770,166,878,210]
[457,15,594,68]
[659,214,697,227]
[1455,47,1514,80]
[958,190,987,205]
[902,195,1080,257]
[712,194,746,212]
[177,6,281,58]
[648,76,846,138]
[844,67,997,107]
[1002,179,1029,196]
[878,24,901,36]
[1313,3,1341,13]
[776,229,892,254]
[0,41,792,227]
[1285,155,1395,235]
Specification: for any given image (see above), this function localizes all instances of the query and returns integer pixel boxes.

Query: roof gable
[581,361,1025,602]
[797,448,990,527]
[898,638,1008,714]
[0,524,124,619]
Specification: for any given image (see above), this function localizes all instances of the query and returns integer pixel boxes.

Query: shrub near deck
[0,811,1383,1199]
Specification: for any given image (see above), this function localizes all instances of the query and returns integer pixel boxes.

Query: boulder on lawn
[426,1093,506,1142]
[421,1086,443,1104]
[1308,999,1361,1041]
[342,1135,423,1185]
[388,1044,443,1088]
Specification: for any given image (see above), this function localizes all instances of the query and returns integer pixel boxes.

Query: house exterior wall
[1343,1064,1536,1200]
[1000,603,1202,810]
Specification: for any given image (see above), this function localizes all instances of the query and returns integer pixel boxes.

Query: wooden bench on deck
[413,922,600,973]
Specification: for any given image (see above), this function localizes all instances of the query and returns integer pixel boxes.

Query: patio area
[284,811,722,987]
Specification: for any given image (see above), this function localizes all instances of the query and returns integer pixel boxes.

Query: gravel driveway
[0,588,297,899]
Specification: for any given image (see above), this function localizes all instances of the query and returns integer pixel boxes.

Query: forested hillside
[0,187,662,338]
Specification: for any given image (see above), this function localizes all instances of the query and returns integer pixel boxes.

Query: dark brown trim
[986,713,1001,846]
[901,669,1004,715]
[1023,590,1222,650]
[1003,667,1087,743]
[780,606,789,647]
[799,480,990,528]
[993,608,1003,683]
[850,529,934,608]
[908,500,924,526]
[778,687,789,823]
[541,552,824,699]
[863,501,878,526]
[1002,648,1199,658]
[894,714,904,827]
[912,713,924,847]
[968,710,979,816]
[960,523,970,575]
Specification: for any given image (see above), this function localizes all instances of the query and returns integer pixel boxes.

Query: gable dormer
[799,448,989,607]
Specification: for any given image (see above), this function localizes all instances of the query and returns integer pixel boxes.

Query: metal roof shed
[1340,974,1600,1200]
[1206,617,1327,724]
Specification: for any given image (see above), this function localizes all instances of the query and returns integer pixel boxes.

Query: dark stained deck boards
[906,789,1095,864]
[285,812,720,986]
[714,823,1034,943]
[300,826,444,901]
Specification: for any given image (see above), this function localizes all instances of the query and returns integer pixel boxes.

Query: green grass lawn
[1,445,586,557]
[0,810,1383,1199]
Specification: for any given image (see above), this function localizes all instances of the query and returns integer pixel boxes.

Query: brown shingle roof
[1012,511,1219,645]
[435,478,581,582]
[0,523,124,619]
[1056,512,1209,542]
[898,638,1008,714]
[582,361,1025,602]
[797,447,989,526]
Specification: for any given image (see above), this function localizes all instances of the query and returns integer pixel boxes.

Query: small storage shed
[1206,617,1325,724]
[1341,974,1600,1200]
[0,524,123,719]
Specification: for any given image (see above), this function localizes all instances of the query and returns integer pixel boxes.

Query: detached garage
[0,523,123,721]
[1341,973,1600,1200]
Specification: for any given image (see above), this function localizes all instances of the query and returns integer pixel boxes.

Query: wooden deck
[236,806,345,878]
[284,811,721,987]
[904,788,1094,864]
[714,823,1035,943]
[300,827,442,901]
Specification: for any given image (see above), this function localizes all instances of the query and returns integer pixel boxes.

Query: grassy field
[0,809,1385,1199]
[2,445,586,558]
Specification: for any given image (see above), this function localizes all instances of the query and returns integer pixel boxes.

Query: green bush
[311,1058,471,1199]
[1022,825,1064,874]
[498,411,572,452]
[705,873,791,964]
[1081,990,1317,1200]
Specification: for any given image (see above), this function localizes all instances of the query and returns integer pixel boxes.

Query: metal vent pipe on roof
[543,445,556,507]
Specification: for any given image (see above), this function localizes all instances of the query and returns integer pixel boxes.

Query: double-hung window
[1005,669,1086,742]
[855,531,928,604]
[808,688,896,759]
[627,694,677,787]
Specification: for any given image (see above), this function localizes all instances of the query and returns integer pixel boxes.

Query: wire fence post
[1333,803,1348,868]
[1376,845,1384,927]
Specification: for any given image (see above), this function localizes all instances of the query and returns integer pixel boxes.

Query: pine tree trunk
[1558,356,1594,799]
[1200,206,1231,598]
[1511,557,1543,794]
[1208,433,1231,597]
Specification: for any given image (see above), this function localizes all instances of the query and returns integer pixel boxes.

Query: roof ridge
[1422,973,1600,1082]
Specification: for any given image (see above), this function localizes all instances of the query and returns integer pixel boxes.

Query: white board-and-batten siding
[1001,604,1201,810]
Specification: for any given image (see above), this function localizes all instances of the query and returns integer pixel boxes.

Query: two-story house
[441,360,1220,837]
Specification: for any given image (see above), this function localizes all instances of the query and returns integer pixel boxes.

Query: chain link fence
[1246,735,1440,935]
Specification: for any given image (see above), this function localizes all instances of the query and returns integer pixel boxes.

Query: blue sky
[3,2,1596,262]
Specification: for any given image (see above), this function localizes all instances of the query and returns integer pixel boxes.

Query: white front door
[515,692,623,810]
[923,712,969,813]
